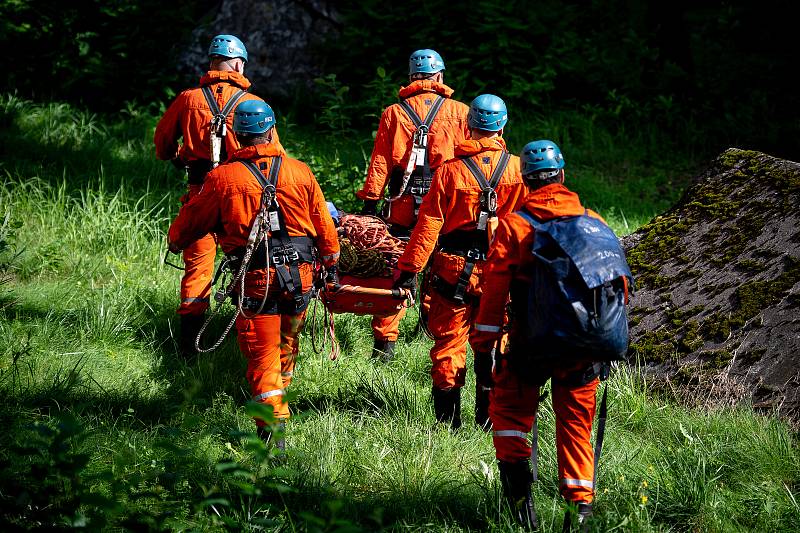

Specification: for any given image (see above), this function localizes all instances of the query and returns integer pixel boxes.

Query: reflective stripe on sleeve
[252,389,284,401]
[493,430,528,439]
[182,297,210,303]
[322,252,340,261]
[281,371,293,378]
[475,323,501,333]
[560,478,594,489]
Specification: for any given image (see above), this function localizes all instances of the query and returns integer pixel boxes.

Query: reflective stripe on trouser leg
[490,367,539,462]
[427,289,476,389]
[371,307,405,342]
[279,311,306,389]
[553,376,599,503]
[178,231,216,315]
[236,313,290,424]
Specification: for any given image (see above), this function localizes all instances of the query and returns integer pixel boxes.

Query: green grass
[1,94,798,531]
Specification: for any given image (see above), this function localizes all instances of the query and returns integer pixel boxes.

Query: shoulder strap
[462,150,510,190]
[220,89,246,118]
[515,208,545,230]
[398,95,446,130]
[241,160,269,189]
[201,86,221,116]
[488,151,511,189]
[461,157,489,189]
[422,95,446,128]
[398,99,422,129]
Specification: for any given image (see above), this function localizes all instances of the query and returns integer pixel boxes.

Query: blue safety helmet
[520,140,565,177]
[468,94,508,132]
[409,49,445,75]
[208,34,248,62]
[233,99,275,135]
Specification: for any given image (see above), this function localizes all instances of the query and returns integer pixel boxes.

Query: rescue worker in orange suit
[356,49,469,361]
[155,34,268,357]
[167,99,339,449]
[393,94,525,429]
[471,141,605,530]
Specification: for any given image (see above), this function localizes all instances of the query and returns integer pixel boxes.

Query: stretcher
[322,274,413,317]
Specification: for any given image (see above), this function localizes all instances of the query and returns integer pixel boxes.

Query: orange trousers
[426,287,481,390]
[490,365,599,503]
[371,308,405,341]
[236,310,306,425]
[178,184,216,316]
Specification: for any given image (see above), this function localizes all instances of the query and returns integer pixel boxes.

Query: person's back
[472,140,630,530]
[394,94,526,430]
[167,99,339,453]
[154,34,262,358]
[356,49,469,361]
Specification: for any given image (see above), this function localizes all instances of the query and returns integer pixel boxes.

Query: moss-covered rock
[622,148,800,422]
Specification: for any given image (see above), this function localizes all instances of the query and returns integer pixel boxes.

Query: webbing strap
[398,95,446,210]
[220,89,246,117]
[241,158,308,307]
[201,86,246,119]
[397,94,445,129]
[201,86,221,116]
[449,151,510,303]
[461,150,511,191]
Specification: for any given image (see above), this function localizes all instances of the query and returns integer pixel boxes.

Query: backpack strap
[240,158,311,310]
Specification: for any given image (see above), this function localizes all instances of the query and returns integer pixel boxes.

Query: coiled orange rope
[337,214,406,277]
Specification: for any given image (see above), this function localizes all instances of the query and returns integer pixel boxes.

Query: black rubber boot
[371,339,396,362]
[257,420,287,458]
[498,460,537,531]
[475,381,492,431]
[432,386,462,430]
[561,501,592,533]
[179,314,205,358]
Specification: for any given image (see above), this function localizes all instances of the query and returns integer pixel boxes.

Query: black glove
[474,350,494,387]
[325,265,339,286]
[393,270,417,300]
[360,199,379,216]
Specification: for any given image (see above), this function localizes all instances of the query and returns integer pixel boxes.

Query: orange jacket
[472,183,605,353]
[397,137,525,273]
[154,71,267,163]
[357,80,469,227]
[168,141,340,269]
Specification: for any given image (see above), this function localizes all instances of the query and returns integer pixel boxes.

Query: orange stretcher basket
[322,274,412,317]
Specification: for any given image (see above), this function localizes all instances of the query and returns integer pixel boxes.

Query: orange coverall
[154,70,265,317]
[357,79,469,342]
[471,183,606,503]
[168,142,339,423]
[397,137,525,389]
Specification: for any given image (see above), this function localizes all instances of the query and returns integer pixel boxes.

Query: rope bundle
[337,214,405,277]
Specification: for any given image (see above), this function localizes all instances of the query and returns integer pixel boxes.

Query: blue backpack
[515,209,633,362]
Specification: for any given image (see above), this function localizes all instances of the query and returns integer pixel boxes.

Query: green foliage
[0,0,214,110]
[2,95,800,531]
[325,0,798,159]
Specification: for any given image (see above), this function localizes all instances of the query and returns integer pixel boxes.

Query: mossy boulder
[623,148,800,422]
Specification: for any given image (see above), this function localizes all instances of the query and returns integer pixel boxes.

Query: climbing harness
[200,85,247,167]
[384,95,446,218]
[433,151,511,304]
[194,156,303,353]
